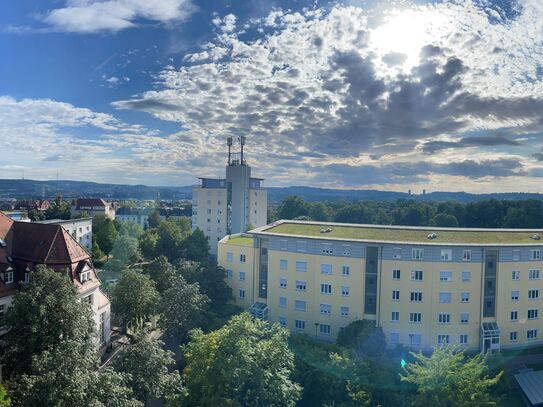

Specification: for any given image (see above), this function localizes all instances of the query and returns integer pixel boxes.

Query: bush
[337,320,386,358]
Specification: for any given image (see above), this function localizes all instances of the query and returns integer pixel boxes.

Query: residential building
[71,198,115,219]
[14,199,50,213]
[192,137,267,254]
[218,220,543,352]
[0,212,110,347]
[36,218,93,251]
[116,207,191,228]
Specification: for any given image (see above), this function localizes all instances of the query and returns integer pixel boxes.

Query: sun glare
[370,8,446,70]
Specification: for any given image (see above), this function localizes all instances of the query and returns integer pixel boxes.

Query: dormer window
[80,271,91,283]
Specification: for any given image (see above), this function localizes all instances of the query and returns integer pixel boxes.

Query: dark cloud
[533,152,543,161]
[422,135,521,154]
[382,52,407,66]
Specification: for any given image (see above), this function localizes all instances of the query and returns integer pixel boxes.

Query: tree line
[270,196,543,228]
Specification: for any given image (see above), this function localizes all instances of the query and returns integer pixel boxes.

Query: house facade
[71,198,115,219]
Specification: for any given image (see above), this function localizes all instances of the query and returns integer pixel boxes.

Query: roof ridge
[43,225,62,263]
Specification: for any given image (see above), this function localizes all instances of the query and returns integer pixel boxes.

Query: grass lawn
[227,236,254,246]
[265,222,542,244]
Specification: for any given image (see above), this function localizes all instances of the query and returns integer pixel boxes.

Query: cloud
[101,75,130,87]
[40,0,195,33]
[422,135,522,154]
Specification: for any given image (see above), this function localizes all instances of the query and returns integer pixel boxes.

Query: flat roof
[226,235,254,246]
[251,220,543,246]
[515,370,543,405]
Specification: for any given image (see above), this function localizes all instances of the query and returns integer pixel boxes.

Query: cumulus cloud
[40,0,195,33]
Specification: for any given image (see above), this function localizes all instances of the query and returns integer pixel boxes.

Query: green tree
[0,384,10,407]
[111,269,160,331]
[178,260,229,311]
[111,234,141,266]
[156,220,190,261]
[147,209,162,228]
[277,196,309,220]
[182,313,301,407]
[44,194,70,220]
[158,275,209,340]
[27,209,45,222]
[114,335,181,403]
[308,202,332,221]
[146,256,177,293]
[91,239,105,266]
[1,266,95,377]
[431,213,459,227]
[119,221,144,239]
[336,320,386,358]
[93,214,118,260]
[401,346,502,407]
[181,228,210,262]
[335,204,372,224]
[139,229,158,259]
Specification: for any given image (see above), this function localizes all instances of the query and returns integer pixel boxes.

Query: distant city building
[219,220,543,353]
[2,211,29,222]
[116,207,191,228]
[36,218,93,251]
[14,199,50,213]
[71,198,115,219]
[192,137,267,254]
[0,212,110,346]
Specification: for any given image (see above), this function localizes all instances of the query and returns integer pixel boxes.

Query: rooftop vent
[427,233,438,240]
[531,234,541,241]
[320,228,333,234]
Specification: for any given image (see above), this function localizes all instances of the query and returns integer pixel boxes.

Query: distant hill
[1,178,542,203]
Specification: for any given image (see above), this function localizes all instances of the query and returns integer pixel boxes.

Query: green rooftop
[261,222,543,245]
[227,235,254,246]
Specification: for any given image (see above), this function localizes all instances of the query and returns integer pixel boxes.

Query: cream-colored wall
[192,187,228,254]
[496,261,543,348]
[379,260,482,351]
[218,238,257,308]
[267,250,364,339]
[248,189,267,229]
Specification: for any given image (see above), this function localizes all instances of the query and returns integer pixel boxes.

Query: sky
[1,0,543,192]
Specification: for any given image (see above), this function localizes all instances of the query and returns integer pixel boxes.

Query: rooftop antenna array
[239,136,246,165]
[227,136,247,166]
[227,137,233,165]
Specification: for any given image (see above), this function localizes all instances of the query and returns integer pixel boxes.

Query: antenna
[227,137,233,165]
[239,136,246,165]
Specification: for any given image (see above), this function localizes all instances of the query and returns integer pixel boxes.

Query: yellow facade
[218,221,543,352]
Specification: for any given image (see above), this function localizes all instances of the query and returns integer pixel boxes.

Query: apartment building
[71,198,115,219]
[192,137,267,255]
[116,207,191,228]
[218,220,543,352]
[0,212,110,347]
[36,218,93,251]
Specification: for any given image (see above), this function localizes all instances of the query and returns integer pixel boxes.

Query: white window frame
[278,297,287,308]
[340,306,349,317]
[460,312,469,324]
[460,292,470,303]
[512,270,520,281]
[341,285,350,296]
[438,313,451,324]
[391,311,400,322]
[295,261,307,272]
[341,265,350,276]
[511,290,520,301]
[440,249,452,261]
[295,300,306,311]
[279,259,288,270]
[439,292,452,304]
[511,310,518,321]
[411,270,423,281]
[279,278,287,289]
[320,283,332,295]
[320,303,332,315]
[412,248,424,260]
[529,289,540,300]
[392,290,400,301]
[462,250,472,261]
[462,271,471,282]
[320,263,333,275]
[529,269,540,280]
[295,280,307,291]
[392,269,401,280]
[440,271,452,282]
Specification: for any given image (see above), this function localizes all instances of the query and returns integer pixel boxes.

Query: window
[341,265,350,276]
[440,249,452,261]
[280,240,288,250]
[528,309,539,320]
[528,329,538,340]
[462,271,471,282]
[4,271,13,284]
[392,248,402,259]
[279,297,287,308]
[322,246,333,254]
[440,271,452,282]
[319,324,331,335]
[510,331,518,342]
[390,332,400,344]
[512,270,520,281]
[295,319,305,330]
[460,334,468,345]
[239,289,246,299]
[511,290,520,301]
[279,278,287,288]
[412,249,424,260]
[296,261,307,272]
[341,286,350,296]
[321,264,332,275]
[295,280,307,291]
[438,313,451,324]
[511,311,518,321]
[530,269,540,280]
[340,306,349,317]
[460,312,469,324]
[409,313,422,323]
[409,334,422,346]
[320,304,332,315]
[529,289,540,300]
[320,283,332,295]
[392,269,401,280]
[439,292,452,303]
[342,245,351,256]
[462,250,472,261]
[411,270,423,281]
[82,294,93,306]
[226,252,233,262]
[297,241,307,252]
[226,269,233,279]
[438,335,450,345]
[391,311,400,322]
[240,254,246,263]
[278,316,286,327]
[460,292,470,303]
[295,300,306,311]
[532,250,541,260]
[410,292,423,302]
[280,259,288,270]
[513,250,520,261]
[392,290,400,301]
[239,271,246,281]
